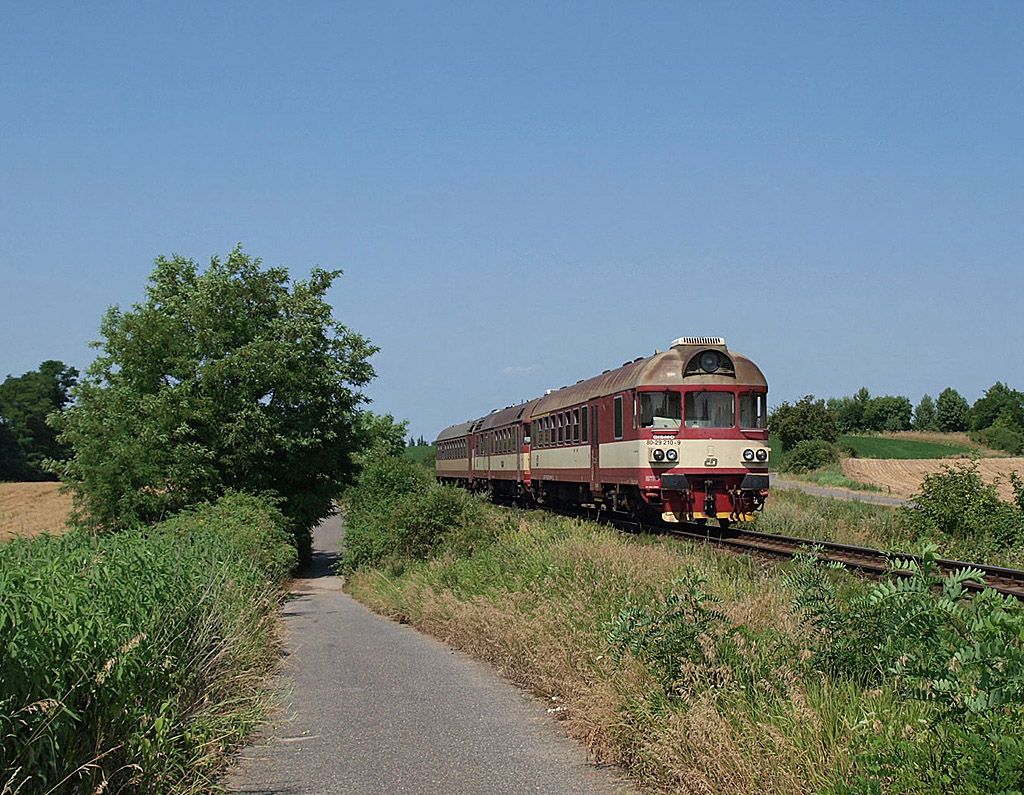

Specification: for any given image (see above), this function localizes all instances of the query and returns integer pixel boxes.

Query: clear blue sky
[2,2,1022,440]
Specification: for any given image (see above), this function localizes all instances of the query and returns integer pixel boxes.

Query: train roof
[472,399,541,432]
[434,420,474,443]
[434,339,766,439]
[531,339,766,416]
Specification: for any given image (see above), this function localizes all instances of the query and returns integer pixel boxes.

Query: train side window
[557,414,563,444]
[581,406,588,442]
[523,423,531,446]
[614,396,623,439]
[573,408,580,443]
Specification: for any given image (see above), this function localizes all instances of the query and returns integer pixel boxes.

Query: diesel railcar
[435,337,769,526]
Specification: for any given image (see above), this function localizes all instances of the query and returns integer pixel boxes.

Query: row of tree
[826,387,971,434]
[772,383,1024,454]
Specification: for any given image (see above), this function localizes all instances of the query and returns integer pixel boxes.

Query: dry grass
[348,517,860,794]
[0,481,73,541]
[842,457,1024,501]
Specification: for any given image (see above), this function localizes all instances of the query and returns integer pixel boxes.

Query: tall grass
[0,492,296,794]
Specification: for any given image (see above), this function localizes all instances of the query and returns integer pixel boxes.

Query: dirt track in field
[0,482,73,541]
[842,458,1024,501]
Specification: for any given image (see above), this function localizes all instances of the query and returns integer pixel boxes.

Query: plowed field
[0,482,73,541]
[842,458,1024,501]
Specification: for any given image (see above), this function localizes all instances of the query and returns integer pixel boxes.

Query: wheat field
[0,482,73,541]
[842,458,1024,501]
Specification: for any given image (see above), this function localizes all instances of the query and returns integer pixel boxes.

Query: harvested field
[0,482,73,541]
[842,458,1024,501]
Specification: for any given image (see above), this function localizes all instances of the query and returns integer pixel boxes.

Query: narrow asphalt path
[770,475,908,506]
[225,515,631,795]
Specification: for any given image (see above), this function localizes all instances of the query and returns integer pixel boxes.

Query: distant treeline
[772,383,1024,456]
[0,360,77,481]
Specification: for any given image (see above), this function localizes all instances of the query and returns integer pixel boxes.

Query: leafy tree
[913,394,937,431]
[0,360,78,480]
[769,395,839,451]
[828,387,871,433]
[862,395,913,432]
[971,382,1024,432]
[50,247,376,561]
[0,419,22,480]
[935,387,971,432]
[353,411,409,460]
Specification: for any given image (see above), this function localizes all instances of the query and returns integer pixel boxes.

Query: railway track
[659,523,1024,599]
[540,503,1024,600]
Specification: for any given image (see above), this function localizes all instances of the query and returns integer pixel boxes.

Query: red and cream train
[435,337,770,526]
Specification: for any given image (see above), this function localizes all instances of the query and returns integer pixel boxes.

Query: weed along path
[225,514,631,795]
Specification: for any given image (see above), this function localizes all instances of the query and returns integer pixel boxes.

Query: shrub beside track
[0,492,296,794]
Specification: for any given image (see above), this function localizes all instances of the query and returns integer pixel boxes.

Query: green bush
[780,439,839,473]
[788,547,1024,793]
[341,456,492,570]
[769,395,839,451]
[971,424,1024,455]
[901,460,1024,549]
[0,493,293,794]
[341,456,432,570]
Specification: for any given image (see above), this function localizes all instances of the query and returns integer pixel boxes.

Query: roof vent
[671,336,726,348]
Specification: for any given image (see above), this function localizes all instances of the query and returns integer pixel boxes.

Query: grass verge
[0,492,296,794]
[341,460,1024,794]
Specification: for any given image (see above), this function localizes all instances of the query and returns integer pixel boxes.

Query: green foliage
[829,388,912,433]
[353,410,409,460]
[0,419,22,481]
[50,247,376,561]
[769,395,840,451]
[0,360,78,481]
[0,494,293,793]
[971,423,1024,455]
[156,491,297,581]
[789,547,1024,793]
[913,393,937,431]
[403,442,437,468]
[780,439,839,473]
[607,575,726,686]
[340,456,431,569]
[862,395,913,432]
[935,387,971,432]
[901,460,1024,549]
[341,456,491,570]
[829,387,872,434]
[971,381,1024,432]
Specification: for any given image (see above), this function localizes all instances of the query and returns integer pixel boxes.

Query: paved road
[225,515,631,795]
[770,475,908,507]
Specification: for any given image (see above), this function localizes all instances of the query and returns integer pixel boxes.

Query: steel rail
[529,501,1024,600]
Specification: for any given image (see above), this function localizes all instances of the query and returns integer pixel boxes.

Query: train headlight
[743,448,755,462]
[755,449,768,462]
[652,448,665,462]
[699,351,720,373]
[666,448,678,462]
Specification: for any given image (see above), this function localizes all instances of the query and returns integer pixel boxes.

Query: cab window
[640,391,682,429]
[739,393,766,429]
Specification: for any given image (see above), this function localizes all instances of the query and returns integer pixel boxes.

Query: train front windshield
[684,392,735,428]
